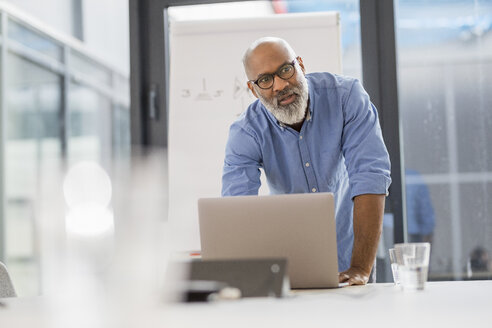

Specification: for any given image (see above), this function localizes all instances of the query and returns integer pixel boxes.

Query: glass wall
[112,104,131,161]
[0,5,130,296]
[5,54,63,293]
[395,0,492,280]
[68,81,112,166]
[8,19,63,61]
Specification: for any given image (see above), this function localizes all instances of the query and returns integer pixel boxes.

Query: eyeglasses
[249,58,297,89]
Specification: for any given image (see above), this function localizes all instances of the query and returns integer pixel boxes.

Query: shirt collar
[306,75,314,120]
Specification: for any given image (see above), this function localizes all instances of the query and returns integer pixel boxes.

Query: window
[8,20,63,61]
[5,53,62,295]
[395,0,492,280]
[0,2,130,296]
[68,81,111,165]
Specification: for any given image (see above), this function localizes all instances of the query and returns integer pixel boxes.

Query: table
[1,281,491,328]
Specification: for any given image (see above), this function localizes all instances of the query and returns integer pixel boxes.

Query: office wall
[5,0,74,35]
[83,0,130,75]
[4,0,129,74]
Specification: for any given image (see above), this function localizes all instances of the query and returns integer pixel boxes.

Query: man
[222,37,391,285]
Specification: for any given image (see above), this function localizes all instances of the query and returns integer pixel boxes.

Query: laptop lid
[198,192,339,288]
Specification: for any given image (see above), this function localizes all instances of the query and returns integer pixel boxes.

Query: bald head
[243,37,297,80]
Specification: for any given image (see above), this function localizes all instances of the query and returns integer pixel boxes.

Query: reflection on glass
[406,169,435,244]
[8,19,63,61]
[68,81,112,166]
[396,0,492,280]
[467,246,492,278]
[5,53,62,296]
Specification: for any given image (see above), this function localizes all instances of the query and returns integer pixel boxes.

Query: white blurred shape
[63,161,112,208]
[66,203,114,236]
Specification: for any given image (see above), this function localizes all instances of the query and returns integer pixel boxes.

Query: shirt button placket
[299,133,318,194]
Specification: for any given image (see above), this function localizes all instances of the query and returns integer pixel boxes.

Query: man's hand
[338,266,371,286]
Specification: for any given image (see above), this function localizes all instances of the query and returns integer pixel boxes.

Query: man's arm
[337,78,391,284]
[222,123,262,196]
[339,194,385,285]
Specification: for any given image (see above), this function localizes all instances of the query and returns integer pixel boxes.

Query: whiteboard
[168,12,341,251]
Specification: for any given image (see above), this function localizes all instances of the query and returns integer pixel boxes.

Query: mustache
[274,87,299,105]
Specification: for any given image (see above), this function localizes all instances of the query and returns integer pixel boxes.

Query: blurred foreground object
[164,258,289,302]
[0,261,17,298]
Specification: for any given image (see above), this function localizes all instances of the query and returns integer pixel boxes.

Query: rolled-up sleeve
[222,123,262,196]
[341,79,392,199]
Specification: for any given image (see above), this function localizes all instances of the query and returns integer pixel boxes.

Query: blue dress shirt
[222,72,392,272]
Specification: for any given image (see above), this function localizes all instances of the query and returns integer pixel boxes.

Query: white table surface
[1,281,491,328]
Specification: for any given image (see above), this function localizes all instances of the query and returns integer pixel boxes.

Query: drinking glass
[388,248,400,285]
[394,243,431,291]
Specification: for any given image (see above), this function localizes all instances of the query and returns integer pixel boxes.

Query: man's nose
[272,75,289,93]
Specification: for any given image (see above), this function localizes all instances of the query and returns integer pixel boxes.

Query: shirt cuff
[349,172,392,199]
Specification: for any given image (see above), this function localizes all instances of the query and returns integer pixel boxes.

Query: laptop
[197,192,339,289]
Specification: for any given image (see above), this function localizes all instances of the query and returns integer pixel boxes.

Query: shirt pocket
[319,151,342,189]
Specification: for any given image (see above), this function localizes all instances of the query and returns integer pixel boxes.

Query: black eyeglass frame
[248,58,299,89]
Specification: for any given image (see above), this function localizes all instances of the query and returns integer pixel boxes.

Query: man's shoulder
[230,99,269,133]
[306,72,357,92]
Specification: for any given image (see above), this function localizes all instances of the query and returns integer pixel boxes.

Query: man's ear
[297,56,306,75]
[247,81,259,98]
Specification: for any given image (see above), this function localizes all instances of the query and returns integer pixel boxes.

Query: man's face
[246,44,309,125]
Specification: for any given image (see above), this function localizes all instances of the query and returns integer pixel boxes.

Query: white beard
[257,74,309,125]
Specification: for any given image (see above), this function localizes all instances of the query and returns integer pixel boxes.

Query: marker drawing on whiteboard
[195,78,213,101]
[180,77,247,101]
[181,89,191,98]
